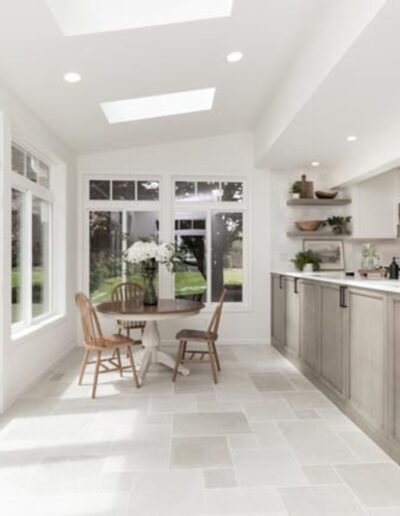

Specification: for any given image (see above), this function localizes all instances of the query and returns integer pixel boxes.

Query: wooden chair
[75,293,140,398]
[172,289,226,384]
[112,282,146,343]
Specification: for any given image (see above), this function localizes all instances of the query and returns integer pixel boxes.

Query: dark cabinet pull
[294,278,299,294]
[340,286,348,308]
[279,275,284,289]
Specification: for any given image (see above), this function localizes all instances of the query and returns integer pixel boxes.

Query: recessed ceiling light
[64,72,81,83]
[347,135,358,142]
[227,51,243,63]
[101,88,216,124]
[47,0,234,36]
[311,161,320,167]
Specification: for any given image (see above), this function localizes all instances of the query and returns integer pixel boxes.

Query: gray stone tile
[173,412,251,436]
[206,487,286,514]
[250,371,296,392]
[171,436,232,469]
[203,468,237,489]
[336,463,400,508]
[302,465,342,485]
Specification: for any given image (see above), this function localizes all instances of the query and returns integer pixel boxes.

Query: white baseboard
[2,341,76,413]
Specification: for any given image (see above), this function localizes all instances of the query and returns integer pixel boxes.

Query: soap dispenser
[389,257,399,279]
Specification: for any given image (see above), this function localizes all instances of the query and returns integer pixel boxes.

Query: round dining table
[96,298,205,381]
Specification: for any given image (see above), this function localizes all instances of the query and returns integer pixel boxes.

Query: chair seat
[176,329,216,342]
[87,334,134,350]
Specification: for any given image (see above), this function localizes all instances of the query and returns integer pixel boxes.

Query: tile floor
[0,344,399,515]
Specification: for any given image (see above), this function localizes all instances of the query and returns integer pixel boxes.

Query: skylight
[47,0,234,36]
[100,88,216,124]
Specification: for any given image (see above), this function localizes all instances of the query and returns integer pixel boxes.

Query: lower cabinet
[320,283,347,399]
[348,288,387,432]
[271,274,285,349]
[299,279,320,374]
[285,277,300,356]
[389,295,400,445]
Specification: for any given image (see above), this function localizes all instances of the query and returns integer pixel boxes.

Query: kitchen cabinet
[285,277,300,356]
[389,295,400,445]
[351,169,399,239]
[320,283,347,399]
[348,288,387,431]
[271,274,285,349]
[299,279,320,374]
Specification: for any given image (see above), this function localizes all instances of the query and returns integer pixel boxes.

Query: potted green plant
[322,216,351,235]
[289,181,301,199]
[291,250,322,272]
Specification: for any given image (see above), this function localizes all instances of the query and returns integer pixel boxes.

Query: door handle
[294,278,299,294]
[279,275,284,289]
[340,286,348,308]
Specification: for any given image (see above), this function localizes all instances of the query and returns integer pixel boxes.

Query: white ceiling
[263,1,400,172]
[0,0,324,153]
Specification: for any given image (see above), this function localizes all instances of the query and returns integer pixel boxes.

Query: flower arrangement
[125,239,181,305]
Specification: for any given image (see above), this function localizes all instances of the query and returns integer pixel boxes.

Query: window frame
[11,144,54,333]
[173,176,248,309]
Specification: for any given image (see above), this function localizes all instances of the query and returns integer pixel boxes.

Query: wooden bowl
[295,220,323,232]
[315,191,338,199]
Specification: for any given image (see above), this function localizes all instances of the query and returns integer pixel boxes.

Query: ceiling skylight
[101,88,216,124]
[47,0,234,36]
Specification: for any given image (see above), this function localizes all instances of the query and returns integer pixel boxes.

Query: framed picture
[303,239,344,271]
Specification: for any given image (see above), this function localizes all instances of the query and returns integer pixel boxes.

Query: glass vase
[141,259,158,306]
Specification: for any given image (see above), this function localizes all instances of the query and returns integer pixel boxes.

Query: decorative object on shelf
[358,267,386,278]
[388,257,400,279]
[322,216,352,235]
[295,220,323,232]
[303,239,344,271]
[299,174,314,199]
[289,181,301,199]
[315,190,338,200]
[126,240,180,305]
[291,249,322,272]
[360,243,380,272]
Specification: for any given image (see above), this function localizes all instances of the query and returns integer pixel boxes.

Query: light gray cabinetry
[320,283,348,399]
[348,288,387,432]
[299,279,320,374]
[285,277,300,356]
[389,295,400,445]
[271,274,285,349]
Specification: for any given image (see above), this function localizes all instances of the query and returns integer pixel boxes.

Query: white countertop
[273,271,400,294]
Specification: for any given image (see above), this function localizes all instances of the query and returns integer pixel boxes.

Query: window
[174,179,246,304]
[89,210,159,301]
[89,179,160,201]
[11,143,54,331]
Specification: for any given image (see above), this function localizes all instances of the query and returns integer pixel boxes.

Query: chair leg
[126,328,130,358]
[115,347,123,377]
[207,341,218,384]
[212,341,221,372]
[92,351,102,399]
[172,340,184,382]
[127,345,140,388]
[78,349,90,386]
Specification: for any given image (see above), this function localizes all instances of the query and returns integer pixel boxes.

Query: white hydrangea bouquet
[125,239,180,304]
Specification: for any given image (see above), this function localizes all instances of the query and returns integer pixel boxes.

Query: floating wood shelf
[287,198,351,206]
[286,231,352,238]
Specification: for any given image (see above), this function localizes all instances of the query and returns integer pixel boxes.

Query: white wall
[78,132,270,346]
[0,81,77,411]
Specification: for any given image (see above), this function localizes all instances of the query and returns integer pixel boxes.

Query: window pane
[197,181,220,202]
[90,180,110,200]
[221,182,243,202]
[12,146,25,176]
[36,159,50,188]
[211,212,243,302]
[12,189,24,323]
[32,197,51,317]
[26,155,38,183]
[89,211,123,301]
[138,180,159,201]
[175,211,207,301]
[175,181,195,201]
[126,211,160,287]
[112,180,135,200]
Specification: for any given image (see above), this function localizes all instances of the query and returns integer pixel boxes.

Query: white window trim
[11,147,55,333]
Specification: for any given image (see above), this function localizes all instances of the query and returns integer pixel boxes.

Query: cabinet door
[389,295,400,444]
[285,277,300,356]
[271,274,285,348]
[299,280,320,374]
[348,288,387,431]
[320,283,347,398]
